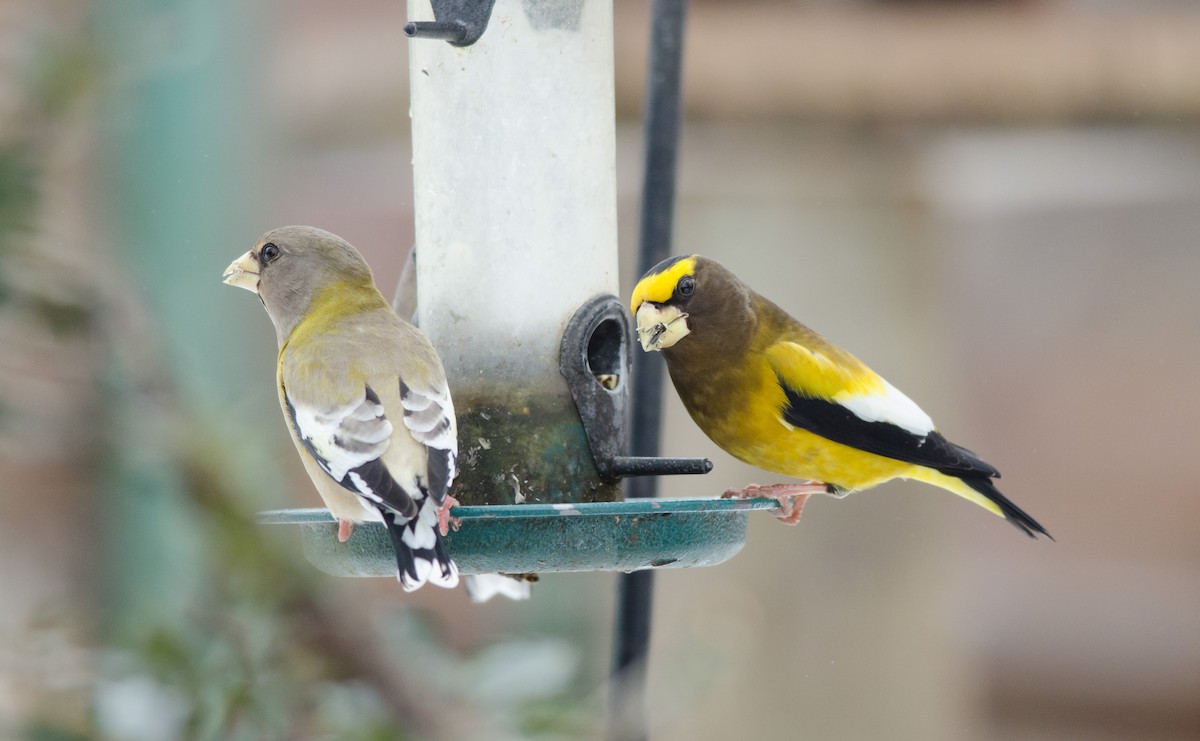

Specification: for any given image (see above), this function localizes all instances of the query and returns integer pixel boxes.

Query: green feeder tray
[258,497,780,577]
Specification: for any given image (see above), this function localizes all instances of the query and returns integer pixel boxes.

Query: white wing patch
[289,389,393,482]
[834,379,934,437]
[347,471,388,509]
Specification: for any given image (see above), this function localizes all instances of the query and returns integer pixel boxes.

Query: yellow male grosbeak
[630,254,1050,539]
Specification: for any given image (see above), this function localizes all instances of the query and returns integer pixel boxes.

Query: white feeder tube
[409,0,619,503]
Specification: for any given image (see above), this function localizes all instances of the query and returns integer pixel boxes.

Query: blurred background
[2,0,1198,739]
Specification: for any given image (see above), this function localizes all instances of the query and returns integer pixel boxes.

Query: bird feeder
[262,0,767,577]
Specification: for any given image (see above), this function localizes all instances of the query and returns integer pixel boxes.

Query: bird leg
[337,519,355,543]
[721,482,829,526]
[436,494,461,536]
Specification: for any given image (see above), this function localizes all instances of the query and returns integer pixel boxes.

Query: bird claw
[722,483,763,499]
[722,482,827,526]
[772,494,811,526]
[436,495,461,536]
[337,519,355,543]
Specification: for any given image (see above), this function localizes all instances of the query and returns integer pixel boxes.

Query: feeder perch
[265,0,757,577]
[259,498,779,576]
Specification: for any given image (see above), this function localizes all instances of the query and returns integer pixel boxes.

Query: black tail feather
[960,476,1053,541]
[380,508,458,589]
[431,531,454,578]
[382,510,421,584]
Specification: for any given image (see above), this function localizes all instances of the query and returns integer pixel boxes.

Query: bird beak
[222,251,260,293]
[635,303,690,351]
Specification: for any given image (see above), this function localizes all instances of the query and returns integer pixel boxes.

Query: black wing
[777,376,1000,480]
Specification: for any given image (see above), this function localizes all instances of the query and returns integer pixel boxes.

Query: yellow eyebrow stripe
[629,256,698,312]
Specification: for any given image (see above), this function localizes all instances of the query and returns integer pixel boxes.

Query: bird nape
[630,253,1051,540]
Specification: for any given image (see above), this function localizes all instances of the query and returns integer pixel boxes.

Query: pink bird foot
[436,494,461,536]
[337,519,355,543]
[721,482,829,526]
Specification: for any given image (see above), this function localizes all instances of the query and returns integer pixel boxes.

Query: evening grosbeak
[630,255,1050,539]
[223,226,460,590]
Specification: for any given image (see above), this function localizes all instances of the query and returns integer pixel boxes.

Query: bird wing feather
[280,308,455,514]
[399,377,457,507]
[283,383,420,520]
[765,341,999,478]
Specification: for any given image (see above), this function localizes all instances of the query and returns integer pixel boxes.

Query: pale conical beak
[222,251,260,293]
[635,302,690,351]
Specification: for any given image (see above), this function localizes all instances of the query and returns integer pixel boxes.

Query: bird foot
[337,519,355,543]
[721,482,828,526]
[436,494,461,536]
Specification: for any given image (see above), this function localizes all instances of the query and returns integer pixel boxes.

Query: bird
[223,226,461,590]
[630,254,1050,539]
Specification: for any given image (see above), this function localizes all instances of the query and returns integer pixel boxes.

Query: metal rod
[403,21,468,43]
[609,456,711,477]
[610,1,688,739]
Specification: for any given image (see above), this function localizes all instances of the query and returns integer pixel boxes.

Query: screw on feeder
[405,0,498,47]
[404,21,469,44]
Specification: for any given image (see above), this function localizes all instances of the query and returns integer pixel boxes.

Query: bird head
[630,254,757,356]
[223,225,376,341]
[629,255,702,352]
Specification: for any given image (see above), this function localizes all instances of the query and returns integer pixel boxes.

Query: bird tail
[958,475,1051,539]
[912,468,1052,540]
[381,498,459,590]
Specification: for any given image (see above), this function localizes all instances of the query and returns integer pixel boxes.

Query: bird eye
[260,242,281,263]
[677,276,695,297]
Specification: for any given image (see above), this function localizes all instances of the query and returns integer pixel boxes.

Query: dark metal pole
[610,1,687,739]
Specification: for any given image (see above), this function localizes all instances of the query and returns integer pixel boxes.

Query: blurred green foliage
[0,146,36,319]
[0,32,96,336]
[0,147,36,249]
